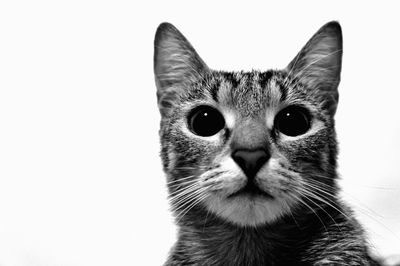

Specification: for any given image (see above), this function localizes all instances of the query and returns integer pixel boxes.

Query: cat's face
[154,22,342,226]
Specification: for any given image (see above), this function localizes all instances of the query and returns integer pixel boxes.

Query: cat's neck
[172,205,342,265]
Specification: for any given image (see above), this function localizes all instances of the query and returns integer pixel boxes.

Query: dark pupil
[274,106,310,136]
[189,106,225,137]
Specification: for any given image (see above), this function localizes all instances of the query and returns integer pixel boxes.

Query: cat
[153,21,383,266]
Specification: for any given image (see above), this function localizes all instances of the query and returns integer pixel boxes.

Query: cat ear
[285,21,342,115]
[154,22,209,116]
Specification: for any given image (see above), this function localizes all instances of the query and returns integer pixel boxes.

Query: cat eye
[274,106,311,137]
[188,106,225,137]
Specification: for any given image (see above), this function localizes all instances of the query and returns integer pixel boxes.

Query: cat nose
[232,149,270,179]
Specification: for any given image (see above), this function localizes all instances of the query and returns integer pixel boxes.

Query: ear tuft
[286,21,343,115]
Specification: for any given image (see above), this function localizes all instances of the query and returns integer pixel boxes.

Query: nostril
[233,156,246,171]
[231,149,270,179]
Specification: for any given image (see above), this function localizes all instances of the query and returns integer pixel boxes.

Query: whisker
[308,178,388,219]
[169,186,202,206]
[169,183,197,191]
[300,185,349,220]
[288,207,301,230]
[166,175,195,185]
[341,181,400,190]
[170,186,207,208]
[291,193,328,234]
[303,181,337,200]
[168,179,198,188]
[176,193,209,224]
[172,166,198,170]
[299,189,344,233]
[169,183,200,201]
[174,187,210,222]
[171,193,202,213]
[305,179,400,241]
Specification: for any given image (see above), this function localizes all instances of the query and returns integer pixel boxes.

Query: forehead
[191,70,295,117]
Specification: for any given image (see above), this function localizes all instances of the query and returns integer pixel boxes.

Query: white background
[1,0,400,265]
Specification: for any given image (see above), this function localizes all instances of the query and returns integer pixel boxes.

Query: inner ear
[285,21,343,115]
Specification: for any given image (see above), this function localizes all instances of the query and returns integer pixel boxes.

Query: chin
[204,193,294,227]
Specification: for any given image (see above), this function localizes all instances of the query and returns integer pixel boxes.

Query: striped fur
[154,22,382,265]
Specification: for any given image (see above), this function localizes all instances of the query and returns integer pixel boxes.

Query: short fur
[154,22,382,265]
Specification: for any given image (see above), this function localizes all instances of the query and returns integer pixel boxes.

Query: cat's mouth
[228,181,274,199]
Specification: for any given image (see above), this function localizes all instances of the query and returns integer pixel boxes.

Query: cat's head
[154,22,342,227]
